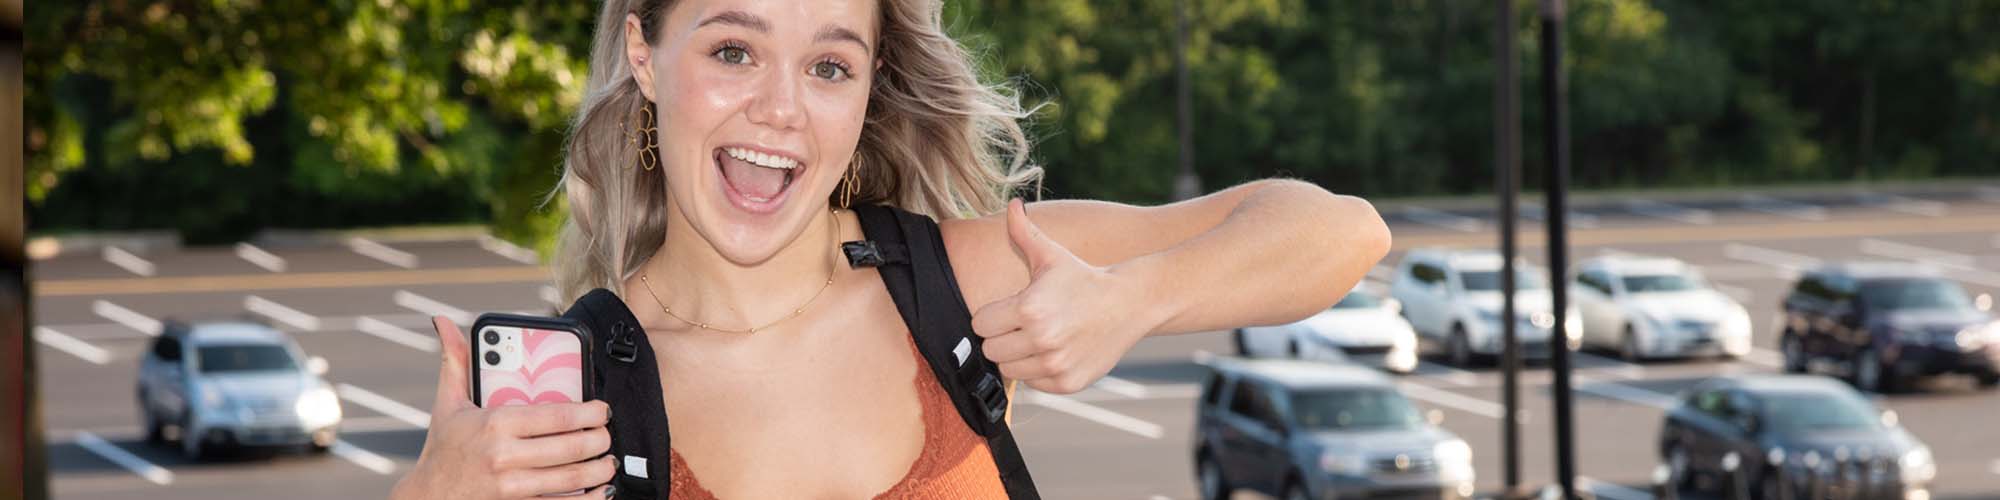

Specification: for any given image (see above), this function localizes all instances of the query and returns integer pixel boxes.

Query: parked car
[1778,262,2000,392]
[1389,248,1580,367]
[138,321,342,459]
[1193,357,1474,500]
[1233,283,1419,374]
[1572,255,1752,361]
[1658,375,1933,499]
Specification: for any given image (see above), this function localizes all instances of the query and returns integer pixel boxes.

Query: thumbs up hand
[970,199,1153,395]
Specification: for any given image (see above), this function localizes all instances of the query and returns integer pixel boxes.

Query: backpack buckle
[842,241,888,268]
[606,321,639,363]
[973,372,1008,424]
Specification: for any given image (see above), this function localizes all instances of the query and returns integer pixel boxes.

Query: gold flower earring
[630,103,658,171]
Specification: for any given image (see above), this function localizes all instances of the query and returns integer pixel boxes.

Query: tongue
[719,153,789,200]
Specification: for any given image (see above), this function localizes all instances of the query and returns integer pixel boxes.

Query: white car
[1572,256,1752,361]
[1231,284,1419,373]
[138,321,341,459]
[1388,248,1580,367]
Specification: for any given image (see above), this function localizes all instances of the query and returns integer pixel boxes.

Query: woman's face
[629,0,876,265]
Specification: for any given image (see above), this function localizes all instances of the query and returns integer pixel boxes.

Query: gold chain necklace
[638,207,841,334]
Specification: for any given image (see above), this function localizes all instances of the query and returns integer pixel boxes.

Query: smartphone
[470,313,595,408]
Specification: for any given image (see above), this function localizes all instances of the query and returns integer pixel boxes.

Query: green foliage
[26,0,2000,247]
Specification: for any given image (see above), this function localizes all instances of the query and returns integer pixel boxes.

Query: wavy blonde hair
[551,0,1041,303]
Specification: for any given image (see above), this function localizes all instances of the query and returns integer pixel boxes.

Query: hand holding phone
[471,314,594,407]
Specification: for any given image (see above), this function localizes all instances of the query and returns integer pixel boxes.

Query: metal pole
[1538,0,1578,498]
[1172,0,1202,200]
[1493,0,1523,493]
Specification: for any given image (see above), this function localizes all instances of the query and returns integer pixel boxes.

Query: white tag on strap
[953,337,972,366]
[623,455,649,479]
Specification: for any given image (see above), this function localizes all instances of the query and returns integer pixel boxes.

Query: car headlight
[295,386,342,422]
[1564,310,1582,341]
[1529,311,1555,329]
[1435,439,1473,466]
[1956,327,1985,350]
[1320,450,1368,475]
[1900,446,1936,482]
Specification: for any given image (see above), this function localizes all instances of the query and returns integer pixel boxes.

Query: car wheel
[1620,324,1645,362]
[1232,329,1249,357]
[1283,479,1310,500]
[180,413,206,461]
[1780,333,1807,374]
[1853,348,1894,393]
[1196,454,1230,500]
[1978,372,2000,388]
[144,411,164,446]
[1449,323,1475,367]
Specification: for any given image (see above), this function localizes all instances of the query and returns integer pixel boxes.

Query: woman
[392,0,1390,498]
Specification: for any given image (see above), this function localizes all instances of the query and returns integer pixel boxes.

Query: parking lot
[31,184,2000,499]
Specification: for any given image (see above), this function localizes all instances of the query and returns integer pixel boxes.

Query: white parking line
[479,235,542,265]
[1020,390,1164,439]
[234,242,288,272]
[1522,202,1599,229]
[92,300,162,335]
[394,290,472,324]
[34,327,112,365]
[101,247,156,276]
[1399,206,1484,233]
[1723,243,1820,275]
[1091,375,1150,398]
[1573,375,1677,410]
[1580,476,1654,500]
[335,383,432,428]
[541,285,562,306]
[1415,361,1480,387]
[1740,194,1827,221]
[356,316,441,353]
[1857,192,1948,217]
[244,295,322,331]
[1396,381,1503,419]
[330,440,398,475]
[1739,348,1785,369]
[73,431,174,485]
[1624,199,1713,225]
[348,237,419,269]
[1859,238,1977,268]
[1578,352,1645,380]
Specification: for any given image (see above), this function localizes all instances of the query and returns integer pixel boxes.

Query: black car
[1778,262,1999,392]
[1192,358,1473,500]
[1658,375,1933,500]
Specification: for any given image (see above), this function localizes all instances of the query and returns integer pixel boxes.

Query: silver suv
[137,321,342,459]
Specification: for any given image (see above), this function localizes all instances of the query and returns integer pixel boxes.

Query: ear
[625,13,658,103]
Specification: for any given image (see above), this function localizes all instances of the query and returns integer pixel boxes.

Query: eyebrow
[695,10,872,55]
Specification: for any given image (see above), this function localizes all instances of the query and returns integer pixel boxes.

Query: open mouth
[714,146,801,211]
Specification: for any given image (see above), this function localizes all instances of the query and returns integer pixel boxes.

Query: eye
[811,59,852,81]
[711,42,753,65]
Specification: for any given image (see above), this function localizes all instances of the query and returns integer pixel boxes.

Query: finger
[969,295,1023,339]
[494,400,611,438]
[585,484,614,500]
[996,354,1060,381]
[431,316,474,416]
[1005,198,1065,273]
[501,426,612,470]
[499,454,618,499]
[979,330,1041,365]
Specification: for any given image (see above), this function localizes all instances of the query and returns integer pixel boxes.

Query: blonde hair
[551,0,1041,303]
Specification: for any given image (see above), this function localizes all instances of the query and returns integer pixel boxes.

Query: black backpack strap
[563,288,669,499]
[849,204,1041,500]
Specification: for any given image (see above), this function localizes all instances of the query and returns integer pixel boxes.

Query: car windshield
[197,344,297,374]
[1291,388,1424,431]
[1332,291,1381,309]
[1461,269,1547,291]
[1622,274,1702,293]
[1861,279,1976,312]
[1759,391,1881,432]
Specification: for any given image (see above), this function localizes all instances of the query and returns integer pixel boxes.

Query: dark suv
[1778,262,1999,392]
[1192,358,1473,500]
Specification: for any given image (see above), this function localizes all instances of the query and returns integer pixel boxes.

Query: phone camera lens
[484,351,501,366]
[483,331,500,345]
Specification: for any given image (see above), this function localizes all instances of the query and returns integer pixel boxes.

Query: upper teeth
[725,147,799,170]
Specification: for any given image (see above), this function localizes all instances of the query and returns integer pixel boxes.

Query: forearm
[1110,179,1391,336]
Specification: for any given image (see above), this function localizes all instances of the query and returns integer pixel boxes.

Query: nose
[746,68,805,131]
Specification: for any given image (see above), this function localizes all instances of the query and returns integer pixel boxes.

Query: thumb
[430,315,474,418]
[1005,198,1067,273]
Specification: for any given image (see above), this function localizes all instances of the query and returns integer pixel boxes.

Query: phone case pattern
[479,328,584,406]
